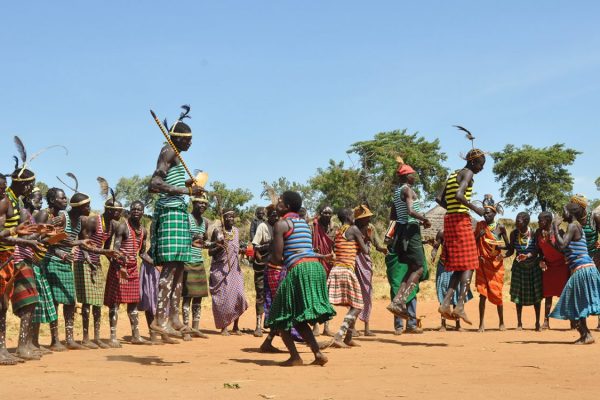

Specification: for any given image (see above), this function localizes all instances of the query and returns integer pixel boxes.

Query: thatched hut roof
[421,205,446,241]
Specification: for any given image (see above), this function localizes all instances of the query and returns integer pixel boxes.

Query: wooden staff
[149,109,197,185]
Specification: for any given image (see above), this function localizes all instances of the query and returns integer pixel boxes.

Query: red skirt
[543,259,570,297]
[104,261,140,306]
[442,213,478,271]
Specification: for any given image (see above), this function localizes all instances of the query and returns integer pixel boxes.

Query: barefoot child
[327,208,369,348]
[549,196,600,344]
[506,212,542,331]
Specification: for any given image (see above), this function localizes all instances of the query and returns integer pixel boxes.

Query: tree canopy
[491,144,580,212]
[115,175,159,212]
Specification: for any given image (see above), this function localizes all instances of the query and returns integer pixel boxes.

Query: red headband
[396,164,416,176]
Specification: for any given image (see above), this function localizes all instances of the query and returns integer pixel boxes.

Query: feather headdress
[97,176,121,209]
[166,104,192,137]
[12,136,68,181]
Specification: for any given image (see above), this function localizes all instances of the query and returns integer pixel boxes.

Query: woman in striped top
[265,191,336,366]
[327,208,369,349]
[549,197,600,344]
[582,209,600,329]
[387,160,430,319]
[435,148,486,325]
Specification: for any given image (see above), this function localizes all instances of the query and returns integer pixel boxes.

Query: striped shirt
[74,214,111,263]
[444,170,473,214]
[283,212,317,270]
[120,222,144,266]
[0,188,21,252]
[48,211,81,258]
[189,214,206,264]
[157,163,187,207]
[565,226,594,270]
[393,184,422,224]
[334,225,359,269]
[583,212,598,255]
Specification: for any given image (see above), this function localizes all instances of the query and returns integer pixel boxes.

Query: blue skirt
[549,266,600,320]
[435,261,472,305]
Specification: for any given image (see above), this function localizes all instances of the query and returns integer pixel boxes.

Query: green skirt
[510,258,543,306]
[151,203,192,264]
[385,252,429,301]
[395,224,426,265]
[42,256,76,305]
[74,261,105,306]
[265,261,336,331]
[32,264,57,323]
[183,261,208,298]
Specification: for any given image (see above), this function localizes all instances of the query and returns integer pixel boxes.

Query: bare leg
[542,297,551,330]
[388,265,423,317]
[478,295,486,332]
[312,323,320,336]
[15,304,40,360]
[575,318,595,344]
[128,303,149,344]
[439,271,460,318]
[260,330,282,353]
[295,322,328,365]
[232,318,242,335]
[190,297,207,338]
[364,321,375,336]
[107,305,121,348]
[534,302,541,331]
[151,264,176,334]
[49,303,66,352]
[322,321,333,337]
[497,305,506,331]
[182,296,191,326]
[279,330,303,366]
[91,306,108,348]
[450,270,473,325]
[439,317,447,332]
[0,307,19,365]
[81,304,98,349]
[332,307,361,348]
[516,304,523,330]
[168,265,185,330]
[254,313,264,337]
[64,305,86,350]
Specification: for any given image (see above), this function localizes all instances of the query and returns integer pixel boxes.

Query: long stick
[150,109,197,184]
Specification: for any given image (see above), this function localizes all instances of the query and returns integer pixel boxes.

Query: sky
[1,1,599,217]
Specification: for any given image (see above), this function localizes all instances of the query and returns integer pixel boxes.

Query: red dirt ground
[3,299,599,400]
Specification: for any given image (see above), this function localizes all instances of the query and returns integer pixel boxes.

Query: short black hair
[105,198,123,208]
[337,208,353,223]
[516,211,530,225]
[171,121,191,134]
[538,211,552,221]
[255,207,265,215]
[46,187,64,205]
[131,200,145,209]
[70,192,90,206]
[282,191,302,213]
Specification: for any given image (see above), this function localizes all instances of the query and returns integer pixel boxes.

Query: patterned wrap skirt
[183,261,208,298]
[11,261,39,314]
[32,264,57,323]
[266,260,336,331]
[0,251,15,302]
[510,258,543,306]
[74,261,105,306]
[550,266,600,320]
[355,253,373,322]
[327,265,364,310]
[442,213,479,271]
[42,255,76,305]
[436,260,473,305]
[138,262,160,313]
[151,203,192,264]
[104,261,141,306]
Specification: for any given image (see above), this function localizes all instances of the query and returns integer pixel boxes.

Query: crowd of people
[2,106,600,367]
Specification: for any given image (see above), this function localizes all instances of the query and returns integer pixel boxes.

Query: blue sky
[1,1,599,217]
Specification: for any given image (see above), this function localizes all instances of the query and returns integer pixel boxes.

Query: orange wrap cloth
[0,251,15,300]
[475,221,505,306]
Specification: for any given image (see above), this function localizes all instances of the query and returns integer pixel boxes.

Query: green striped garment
[393,184,422,224]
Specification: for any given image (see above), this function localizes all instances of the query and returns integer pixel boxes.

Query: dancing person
[311,206,336,337]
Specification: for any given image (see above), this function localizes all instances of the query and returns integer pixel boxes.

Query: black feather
[13,156,19,170]
[163,118,169,131]
[66,172,79,192]
[110,188,116,204]
[179,104,191,120]
[453,125,476,141]
[56,176,77,193]
[97,177,110,199]
[14,136,27,163]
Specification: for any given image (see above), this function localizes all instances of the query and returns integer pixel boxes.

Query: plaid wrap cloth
[442,213,479,271]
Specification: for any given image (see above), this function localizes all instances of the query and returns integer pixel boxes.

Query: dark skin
[270,198,332,366]
[0,178,45,365]
[552,205,594,344]
[475,208,509,332]
[312,208,336,337]
[430,229,460,332]
[208,212,244,335]
[436,156,486,324]
[108,203,152,346]
[506,214,541,331]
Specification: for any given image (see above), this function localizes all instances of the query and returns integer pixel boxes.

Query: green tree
[260,177,320,213]
[35,181,49,198]
[115,175,159,212]
[309,160,362,212]
[346,129,448,219]
[491,144,581,212]
[205,181,254,223]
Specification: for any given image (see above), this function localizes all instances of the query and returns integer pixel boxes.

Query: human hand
[539,260,548,271]
[422,219,431,229]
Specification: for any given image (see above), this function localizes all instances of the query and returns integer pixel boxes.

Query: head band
[484,204,497,213]
[169,120,192,137]
[223,210,235,216]
[463,148,487,162]
[12,174,36,182]
[191,197,209,204]
[70,196,91,207]
[104,204,124,210]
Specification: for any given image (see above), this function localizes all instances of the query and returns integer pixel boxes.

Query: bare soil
[3,298,599,400]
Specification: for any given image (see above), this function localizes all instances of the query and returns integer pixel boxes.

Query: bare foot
[450,308,472,325]
[49,341,67,352]
[364,330,376,337]
[130,336,151,345]
[516,325,523,331]
[161,334,179,344]
[331,340,350,349]
[535,323,542,332]
[438,305,455,320]
[260,342,284,353]
[81,339,99,349]
[14,347,41,361]
[322,328,334,337]
[93,339,111,349]
[280,357,303,367]
[351,329,361,337]
[582,334,595,344]
[387,302,409,318]
[0,349,18,366]
[253,327,263,337]
[231,329,243,336]
[66,341,88,350]
[478,326,485,333]
[438,325,447,332]
[183,333,192,342]
[149,321,169,336]
[394,329,403,335]
[318,339,334,350]
[220,328,230,336]
[107,339,122,348]
[455,327,465,332]
[499,324,506,332]
[312,324,321,337]
[191,329,208,339]
[311,353,328,366]
[344,339,361,347]
[542,320,549,330]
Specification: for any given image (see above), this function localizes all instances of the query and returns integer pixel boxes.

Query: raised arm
[148,146,202,196]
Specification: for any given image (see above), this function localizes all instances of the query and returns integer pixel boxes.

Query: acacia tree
[115,175,159,212]
[205,181,254,222]
[309,160,362,212]
[491,144,580,212]
[260,177,319,213]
